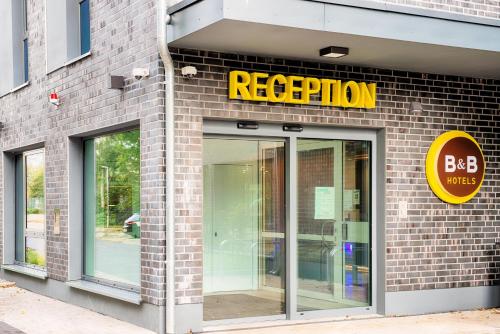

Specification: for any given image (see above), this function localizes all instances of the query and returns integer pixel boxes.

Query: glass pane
[25,152,45,232]
[25,150,46,266]
[342,141,371,304]
[80,0,91,54]
[203,138,285,321]
[84,130,140,286]
[25,236,46,267]
[23,38,28,82]
[297,139,370,311]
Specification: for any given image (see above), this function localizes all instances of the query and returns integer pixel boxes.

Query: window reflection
[84,130,141,287]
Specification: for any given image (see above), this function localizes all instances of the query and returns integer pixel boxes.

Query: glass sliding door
[203,137,286,321]
[296,139,371,311]
[202,123,375,323]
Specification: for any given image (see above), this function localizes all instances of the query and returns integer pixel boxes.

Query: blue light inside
[344,242,353,257]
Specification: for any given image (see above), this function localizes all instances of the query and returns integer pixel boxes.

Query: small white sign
[315,187,335,219]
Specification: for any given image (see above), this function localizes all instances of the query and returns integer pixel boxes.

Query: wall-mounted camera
[132,68,150,81]
[181,66,197,78]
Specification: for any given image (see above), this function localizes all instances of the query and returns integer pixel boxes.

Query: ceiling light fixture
[320,46,349,58]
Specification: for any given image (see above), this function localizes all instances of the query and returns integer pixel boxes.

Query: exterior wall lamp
[320,46,349,58]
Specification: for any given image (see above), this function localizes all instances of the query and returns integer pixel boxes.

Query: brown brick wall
[172,48,500,304]
[0,0,166,305]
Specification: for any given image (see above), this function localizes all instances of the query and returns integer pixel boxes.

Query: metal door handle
[214,232,218,237]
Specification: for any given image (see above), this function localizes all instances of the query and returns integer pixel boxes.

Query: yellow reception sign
[426,131,486,204]
[229,71,377,109]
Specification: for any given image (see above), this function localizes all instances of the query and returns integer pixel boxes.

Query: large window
[0,0,29,95]
[83,129,141,288]
[45,0,91,72]
[15,149,46,268]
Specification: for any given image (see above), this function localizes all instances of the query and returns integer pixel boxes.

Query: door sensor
[283,124,303,132]
[237,121,259,130]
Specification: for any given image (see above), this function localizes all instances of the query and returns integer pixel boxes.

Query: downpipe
[157,0,175,333]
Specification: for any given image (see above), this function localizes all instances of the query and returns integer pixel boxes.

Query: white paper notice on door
[314,187,335,220]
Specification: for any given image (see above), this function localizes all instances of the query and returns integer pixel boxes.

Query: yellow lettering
[229,71,251,100]
[360,83,377,109]
[302,78,321,104]
[285,76,305,104]
[266,74,287,103]
[228,71,377,109]
[332,80,342,106]
[249,72,269,102]
[341,81,361,108]
[320,79,335,106]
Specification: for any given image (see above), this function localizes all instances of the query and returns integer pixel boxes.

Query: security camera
[132,68,150,80]
[181,66,197,78]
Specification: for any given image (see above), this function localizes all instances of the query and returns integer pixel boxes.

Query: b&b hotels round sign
[426,131,485,204]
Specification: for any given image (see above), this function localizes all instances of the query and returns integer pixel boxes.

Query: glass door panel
[296,139,371,311]
[203,138,286,321]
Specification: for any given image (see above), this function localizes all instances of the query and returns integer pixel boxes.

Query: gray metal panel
[0,0,14,95]
[375,129,386,315]
[167,0,223,43]
[174,303,203,333]
[2,153,16,265]
[45,0,69,72]
[67,280,142,305]
[287,136,298,319]
[67,137,83,281]
[224,0,324,31]
[315,0,500,27]
[11,0,24,87]
[168,0,500,27]
[324,5,500,52]
[2,264,48,279]
[385,286,500,315]
[167,0,500,78]
[66,0,80,60]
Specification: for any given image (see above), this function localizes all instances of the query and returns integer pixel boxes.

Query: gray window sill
[67,280,142,305]
[0,81,31,98]
[46,51,92,75]
[1,264,48,280]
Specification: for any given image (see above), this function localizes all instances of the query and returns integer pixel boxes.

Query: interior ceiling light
[320,46,349,58]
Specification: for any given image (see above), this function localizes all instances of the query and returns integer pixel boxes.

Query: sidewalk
[0,281,499,334]
[0,283,153,334]
[211,310,500,334]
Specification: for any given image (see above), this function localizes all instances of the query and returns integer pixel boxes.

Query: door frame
[203,120,382,325]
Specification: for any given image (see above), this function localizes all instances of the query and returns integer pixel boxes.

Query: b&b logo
[426,131,485,204]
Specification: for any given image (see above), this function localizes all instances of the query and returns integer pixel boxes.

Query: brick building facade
[1,0,499,333]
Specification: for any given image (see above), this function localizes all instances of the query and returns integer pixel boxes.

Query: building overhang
[167,0,500,79]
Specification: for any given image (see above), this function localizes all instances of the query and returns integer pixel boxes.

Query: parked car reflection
[122,213,141,238]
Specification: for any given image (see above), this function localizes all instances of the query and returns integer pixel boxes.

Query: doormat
[204,294,285,321]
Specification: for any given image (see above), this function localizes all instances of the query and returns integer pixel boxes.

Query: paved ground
[0,281,499,334]
[0,284,153,334]
[211,310,500,334]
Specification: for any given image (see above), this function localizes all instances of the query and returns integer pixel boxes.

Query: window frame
[14,148,47,270]
[81,129,141,292]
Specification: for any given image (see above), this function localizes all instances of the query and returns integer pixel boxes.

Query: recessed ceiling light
[320,46,349,58]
